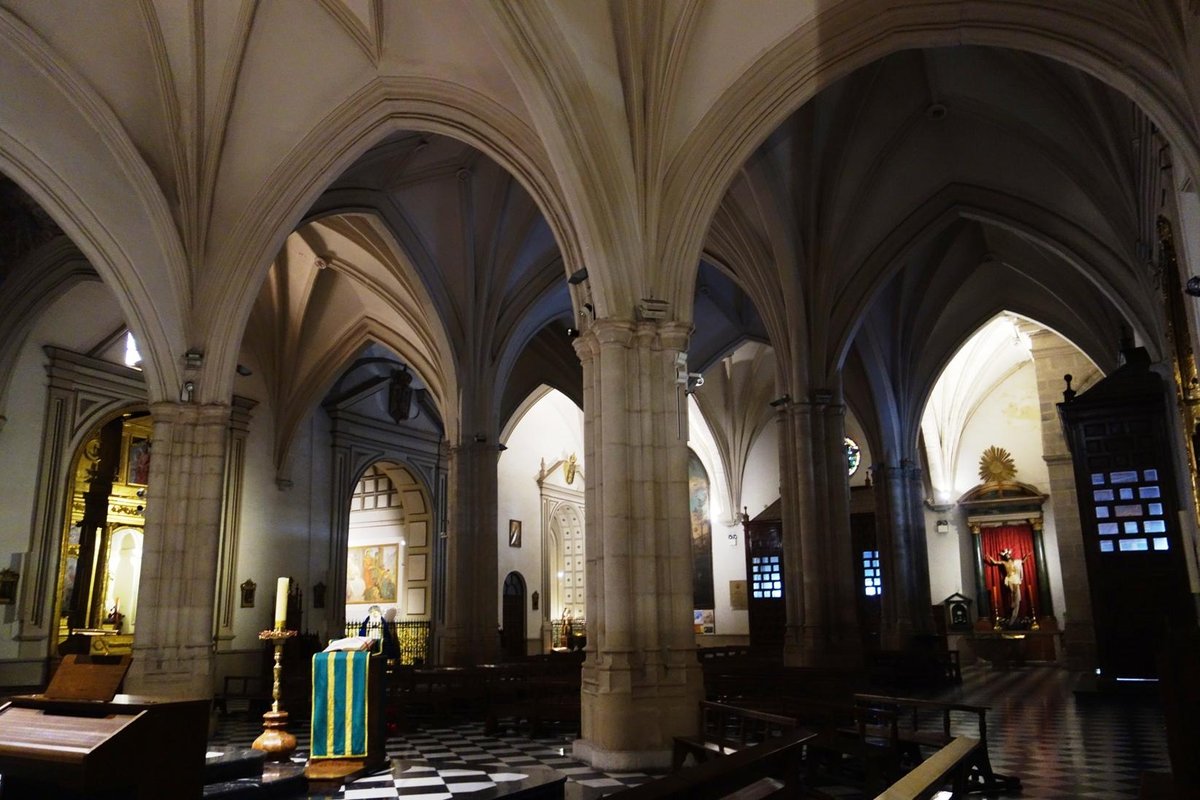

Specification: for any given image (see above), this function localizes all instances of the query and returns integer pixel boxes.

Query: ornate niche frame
[957,448,1054,623]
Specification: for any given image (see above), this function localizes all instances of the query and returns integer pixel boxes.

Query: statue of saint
[986,548,1030,624]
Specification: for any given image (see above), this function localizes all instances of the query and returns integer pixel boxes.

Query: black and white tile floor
[208,716,661,799]
[209,663,1171,799]
[932,665,1171,799]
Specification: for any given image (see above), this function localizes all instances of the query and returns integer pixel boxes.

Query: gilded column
[571,318,704,771]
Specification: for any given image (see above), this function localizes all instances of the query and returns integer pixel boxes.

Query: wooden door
[501,572,526,660]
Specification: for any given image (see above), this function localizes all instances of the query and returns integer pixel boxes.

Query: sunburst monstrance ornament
[978,446,1017,483]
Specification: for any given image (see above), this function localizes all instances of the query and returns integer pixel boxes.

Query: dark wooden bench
[612,728,815,800]
[213,674,268,717]
[703,664,862,711]
[851,693,1019,795]
[385,666,489,729]
[871,736,981,800]
[867,650,961,688]
[805,702,903,796]
[672,701,803,771]
[484,659,581,736]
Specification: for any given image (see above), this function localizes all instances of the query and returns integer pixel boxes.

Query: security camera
[1187,276,1200,297]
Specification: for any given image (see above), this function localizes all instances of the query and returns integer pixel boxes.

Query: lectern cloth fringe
[310,650,369,758]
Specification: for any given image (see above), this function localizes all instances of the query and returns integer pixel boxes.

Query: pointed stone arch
[662,6,1200,327]
[202,78,586,405]
[0,9,188,403]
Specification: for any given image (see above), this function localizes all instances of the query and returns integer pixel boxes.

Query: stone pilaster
[437,439,500,666]
[215,396,257,648]
[125,401,228,697]
[1028,330,1100,670]
[570,319,704,771]
[874,461,933,647]
[779,397,861,665]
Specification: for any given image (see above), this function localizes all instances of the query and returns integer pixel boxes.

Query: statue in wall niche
[986,548,1030,625]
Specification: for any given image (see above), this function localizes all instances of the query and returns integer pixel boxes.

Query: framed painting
[346,544,399,604]
[125,436,151,486]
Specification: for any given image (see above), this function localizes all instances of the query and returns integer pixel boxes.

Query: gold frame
[124,435,151,486]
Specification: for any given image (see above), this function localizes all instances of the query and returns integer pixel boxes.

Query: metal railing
[550,619,587,650]
[344,618,430,665]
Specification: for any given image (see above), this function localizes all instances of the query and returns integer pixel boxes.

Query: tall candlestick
[274,577,289,630]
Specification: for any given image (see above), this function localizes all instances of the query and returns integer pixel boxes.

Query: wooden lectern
[0,655,209,799]
[305,650,385,783]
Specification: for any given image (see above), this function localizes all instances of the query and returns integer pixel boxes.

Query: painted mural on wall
[688,451,715,627]
[346,544,399,604]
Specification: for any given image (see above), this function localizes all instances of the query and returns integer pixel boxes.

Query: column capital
[148,400,230,427]
[573,318,692,359]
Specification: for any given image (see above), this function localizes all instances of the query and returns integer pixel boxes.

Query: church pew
[850,694,1019,795]
[609,728,815,800]
[672,701,804,771]
[484,659,581,735]
[871,736,981,800]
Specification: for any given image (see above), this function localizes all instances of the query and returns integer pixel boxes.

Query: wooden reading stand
[305,653,386,785]
[0,654,209,799]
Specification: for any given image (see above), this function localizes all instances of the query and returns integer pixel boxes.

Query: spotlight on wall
[769,394,791,408]
[180,380,195,403]
[566,327,580,339]
[236,364,253,376]
[473,433,487,443]
[1186,276,1200,297]
[568,268,589,285]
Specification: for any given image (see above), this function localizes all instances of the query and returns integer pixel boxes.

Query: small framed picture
[126,436,151,486]
[508,519,522,548]
[240,579,256,608]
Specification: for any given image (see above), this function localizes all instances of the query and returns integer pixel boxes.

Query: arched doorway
[545,502,584,648]
[501,572,526,660]
[343,460,434,664]
[53,410,151,655]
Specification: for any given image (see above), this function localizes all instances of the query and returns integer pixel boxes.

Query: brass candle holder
[252,628,298,760]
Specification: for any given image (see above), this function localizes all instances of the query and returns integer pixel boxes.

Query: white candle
[274,577,289,630]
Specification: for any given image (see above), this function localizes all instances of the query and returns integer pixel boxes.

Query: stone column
[874,461,933,647]
[779,397,861,665]
[437,438,500,666]
[125,401,228,697]
[571,319,704,771]
[1028,330,1100,670]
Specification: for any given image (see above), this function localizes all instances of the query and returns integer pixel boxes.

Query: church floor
[207,663,1170,799]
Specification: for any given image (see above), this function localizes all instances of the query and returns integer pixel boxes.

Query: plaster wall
[0,282,125,661]
[925,361,1066,618]
[229,401,334,646]
[345,468,405,622]
[688,400,748,639]
[497,390,584,644]
[743,420,781,521]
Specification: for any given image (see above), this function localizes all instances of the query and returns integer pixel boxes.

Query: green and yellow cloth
[310,650,370,758]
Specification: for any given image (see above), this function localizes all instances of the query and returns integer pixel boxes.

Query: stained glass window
[845,437,861,476]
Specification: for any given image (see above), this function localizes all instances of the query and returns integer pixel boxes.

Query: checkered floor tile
[209,663,1171,799]
[209,716,661,798]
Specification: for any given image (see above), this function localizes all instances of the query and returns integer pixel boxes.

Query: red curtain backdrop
[980,524,1040,619]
